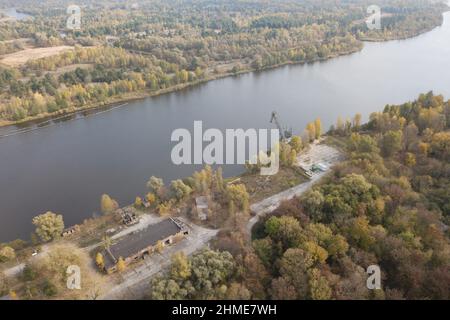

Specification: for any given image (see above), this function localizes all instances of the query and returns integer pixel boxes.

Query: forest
[148,92,450,300]
[0,0,447,124]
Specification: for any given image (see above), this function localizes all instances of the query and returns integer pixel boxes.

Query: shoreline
[1,6,447,130]
[0,47,363,129]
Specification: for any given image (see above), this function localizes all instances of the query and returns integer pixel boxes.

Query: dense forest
[0,0,447,124]
[149,92,450,300]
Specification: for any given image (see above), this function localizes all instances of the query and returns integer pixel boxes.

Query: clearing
[0,46,74,67]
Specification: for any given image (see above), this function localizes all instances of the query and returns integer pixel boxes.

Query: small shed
[195,196,208,221]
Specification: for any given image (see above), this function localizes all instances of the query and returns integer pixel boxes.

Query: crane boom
[270,111,285,140]
[270,111,292,141]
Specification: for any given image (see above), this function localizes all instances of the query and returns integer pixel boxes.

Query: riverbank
[1,11,446,130]
[360,24,443,42]
[0,46,363,129]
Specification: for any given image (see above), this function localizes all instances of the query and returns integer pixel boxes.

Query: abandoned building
[61,225,80,237]
[194,196,209,221]
[116,207,139,226]
[102,218,189,273]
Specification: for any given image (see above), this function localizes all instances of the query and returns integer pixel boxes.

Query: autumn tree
[170,251,191,282]
[353,113,362,130]
[226,184,250,216]
[215,167,225,193]
[0,246,15,261]
[381,130,403,157]
[404,152,416,167]
[134,196,142,208]
[32,211,64,242]
[0,272,9,296]
[314,118,322,139]
[308,268,332,300]
[155,240,164,253]
[306,122,316,142]
[146,192,156,205]
[289,135,303,152]
[100,194,119,214]
[116,257,126,272]
[430,131,450,161]
[95,252,105,270]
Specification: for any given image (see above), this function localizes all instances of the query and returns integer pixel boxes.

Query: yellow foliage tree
[146,192,156,205]
[306,122,316,142]
[116,257,126,272]
[155,240,164,254]
[95,252,105,269]
[134,196,142,208]
[100,194,119,214]
[314,118,322,139]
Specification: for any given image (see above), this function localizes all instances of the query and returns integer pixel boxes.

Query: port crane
[270,111,292,141]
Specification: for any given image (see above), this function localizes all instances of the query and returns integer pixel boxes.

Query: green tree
[147,176,165,198]
[265,216,303,249]
[170,180,192,202]
[381,130,403,157]
[150,278,188,300]
[189,249,235,297]
[302,190,324,221]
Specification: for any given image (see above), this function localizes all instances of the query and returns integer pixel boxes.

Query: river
[0,11,450,242]
[0,8,32,20]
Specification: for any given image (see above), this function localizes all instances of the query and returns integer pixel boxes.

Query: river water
[1,8,32,20]
[1,11,450,241]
